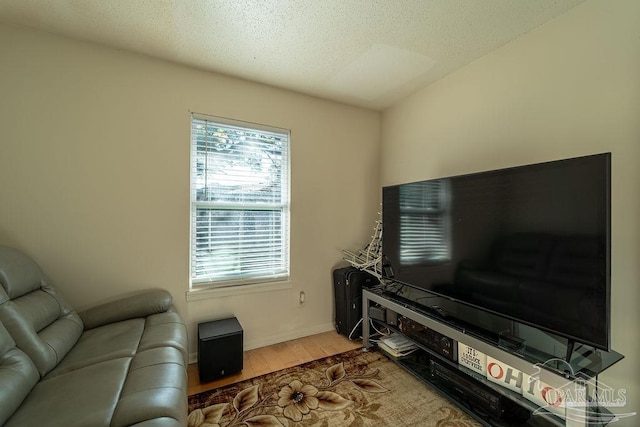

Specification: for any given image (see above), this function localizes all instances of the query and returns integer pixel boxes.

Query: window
[190,114,290,288]
[399,179,450,264]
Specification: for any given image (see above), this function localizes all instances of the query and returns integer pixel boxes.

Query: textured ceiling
[0,0,586,110]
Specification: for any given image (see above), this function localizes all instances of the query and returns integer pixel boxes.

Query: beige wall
[0,23,380,356]
[381,0,640,421]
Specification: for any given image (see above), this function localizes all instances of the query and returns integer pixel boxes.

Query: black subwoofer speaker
[198,317,244,382]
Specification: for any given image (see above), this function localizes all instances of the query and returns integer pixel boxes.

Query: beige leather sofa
[0,245,188,426]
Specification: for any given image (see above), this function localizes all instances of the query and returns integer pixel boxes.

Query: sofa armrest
[79,290,173,330]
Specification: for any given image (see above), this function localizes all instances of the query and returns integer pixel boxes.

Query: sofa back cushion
[0,320,40,426]
[0,246,83,377]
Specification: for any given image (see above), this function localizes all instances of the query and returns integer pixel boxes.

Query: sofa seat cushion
[6,346,188,427]
[122,347,186,398]
[111,347,187,427]
[112,388,187,427]
[5,357,130,427]
[46,310,188,379]
[46,319,145,378]
[138,311,188,365]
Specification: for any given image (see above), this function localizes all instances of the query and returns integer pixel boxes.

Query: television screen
[382,153,611,350]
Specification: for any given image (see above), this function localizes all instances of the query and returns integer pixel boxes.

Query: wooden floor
[187,331,362,396]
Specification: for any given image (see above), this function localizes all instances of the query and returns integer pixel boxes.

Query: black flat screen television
[382,153,611,350]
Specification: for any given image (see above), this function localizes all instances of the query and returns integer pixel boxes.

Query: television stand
[362,287,623,427]
[565,340,576,364]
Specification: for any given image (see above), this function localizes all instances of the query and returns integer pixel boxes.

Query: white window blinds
[190,114,290,287]
[399,179,450,264]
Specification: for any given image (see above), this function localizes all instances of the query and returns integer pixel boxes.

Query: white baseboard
[188,322,336,365]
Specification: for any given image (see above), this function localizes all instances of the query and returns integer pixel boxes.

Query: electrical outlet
[298,291,305,306]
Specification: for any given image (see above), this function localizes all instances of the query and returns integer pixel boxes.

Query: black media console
[362,286,624,427]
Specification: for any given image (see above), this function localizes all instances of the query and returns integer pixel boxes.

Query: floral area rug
[188,348,481,427]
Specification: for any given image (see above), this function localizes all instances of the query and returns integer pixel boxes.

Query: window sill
[186,280,293,301]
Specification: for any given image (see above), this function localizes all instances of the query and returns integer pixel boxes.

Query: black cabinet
[198,317,244,382]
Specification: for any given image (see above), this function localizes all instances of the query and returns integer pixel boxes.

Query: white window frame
[189,113,291,293]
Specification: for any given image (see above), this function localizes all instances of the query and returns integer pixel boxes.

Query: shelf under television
[362,286,621,427]
[373,319,568,426]
[367,284,623,379]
